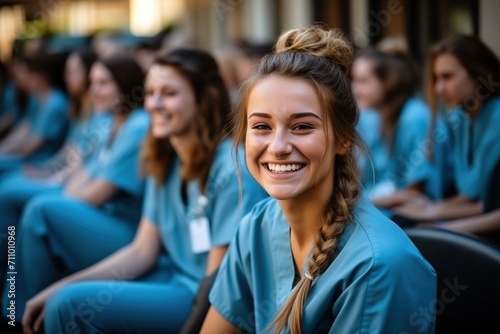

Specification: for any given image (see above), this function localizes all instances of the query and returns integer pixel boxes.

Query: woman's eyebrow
[248,112,271,119]
[289,112,322,120]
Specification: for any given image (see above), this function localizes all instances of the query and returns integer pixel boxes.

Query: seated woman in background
[395,35,500,236]
[0,56,32,139]
[2,55,149,319]
[20,49,98,179]
[21,48,267,334]
[0,53,69,175]
[352,46,432,211]
[0,49,98,293]
[202,26,435,334]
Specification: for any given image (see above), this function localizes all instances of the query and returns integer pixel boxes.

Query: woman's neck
[34,84,51,100]
[169,130,198,164]
[278,174,333,252]
[462,101,483,121]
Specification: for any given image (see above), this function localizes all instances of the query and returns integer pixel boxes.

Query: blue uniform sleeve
[207,146,267,247]
[94,111,149,196]
[394,99,432,188]
[329,240,437,334]
[30,91,69,141]
[142,177,159,224]
[209,211,256,332]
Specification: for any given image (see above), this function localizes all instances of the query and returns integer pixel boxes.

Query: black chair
[179,270,218,334]
[405,228,500,334]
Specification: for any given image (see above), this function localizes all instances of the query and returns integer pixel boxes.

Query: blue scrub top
[66,111,114,165]
[85,108,149,222]
[358,98,431,195]
[143,139,268,295]
[0,83,23,124]
[425,113,456,200]
[210,195,437,333]
[444,97,500,202]
[25,89,69,161]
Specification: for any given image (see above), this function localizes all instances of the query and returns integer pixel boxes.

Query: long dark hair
[426,34,500,112]
[98,55,145,117]
[67,50,97,120]
[141,49,231,189]
[355,47,420,149]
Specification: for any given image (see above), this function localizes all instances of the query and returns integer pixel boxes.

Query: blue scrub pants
[0,174,62,297]
[2,194,139,319]
[45,280,194,334]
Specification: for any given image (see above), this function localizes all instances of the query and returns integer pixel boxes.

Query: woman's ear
[335,139,351,155]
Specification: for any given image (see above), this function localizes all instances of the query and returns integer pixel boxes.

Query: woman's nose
[268,128,292,157]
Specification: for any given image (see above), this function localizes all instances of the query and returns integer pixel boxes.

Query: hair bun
[275,26,354,75]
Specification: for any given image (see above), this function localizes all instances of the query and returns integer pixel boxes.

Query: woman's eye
[293,124,314,131]
[251,124,271,130]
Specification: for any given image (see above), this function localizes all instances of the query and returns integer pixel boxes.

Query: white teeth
[267,163,304,173]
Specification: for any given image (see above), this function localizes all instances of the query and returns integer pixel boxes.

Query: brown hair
[67,50,96,121]
[96,55,145,149]
[141,49,231,189]
[232,26,361,334]
[426,34,500,112]
[355,47,420,149]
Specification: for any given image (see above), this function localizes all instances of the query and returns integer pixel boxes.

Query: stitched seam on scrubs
[353,216,379,334]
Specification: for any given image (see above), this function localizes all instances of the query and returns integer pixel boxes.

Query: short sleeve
[394,99,432,188]
[329,242,437,334]
[95,111,149,196]
[209,212,256,332]
[30,91,69,141]
[142,177,159,223]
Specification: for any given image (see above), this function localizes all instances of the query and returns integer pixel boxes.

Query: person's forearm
[65,179,118,206]
[49,244,156,293]
[0,114,13,134]
[431,199,483,220]
[0,123,30,152]
[444,209,500,234]
[3,137,43,156]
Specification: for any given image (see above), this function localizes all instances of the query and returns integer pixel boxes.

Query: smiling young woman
[201,26,437,334]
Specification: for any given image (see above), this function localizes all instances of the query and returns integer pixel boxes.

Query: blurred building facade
[0,0,499,62]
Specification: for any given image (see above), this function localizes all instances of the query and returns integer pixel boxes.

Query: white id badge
[189,216,211,254]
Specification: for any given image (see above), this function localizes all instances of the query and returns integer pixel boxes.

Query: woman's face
[351,57,384,109]
[246,75,341,201]
[144,64,197,139]
[433,53,476,108]
[89,62,121,112]
[65,54,87,97]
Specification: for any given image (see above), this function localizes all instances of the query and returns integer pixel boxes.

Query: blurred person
[234,40,274,83]
[0,60,15,138]
[352,47,431,211]
[202,27,435,334]
[213,47,240,102]
[22,49,99,179]
[1,55,149,322]
[90,31,126,58]
[0,49,98,306]
[21,48,267,334]
[132,39,162,72]
[0,53,70,175]
[394,35,500,235]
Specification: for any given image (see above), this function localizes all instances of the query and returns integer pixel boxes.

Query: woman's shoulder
[210,138,247,180]
[485,96,500,118]
[347,196,434,273]
[122,108,150,134]
[399,97,431,124]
